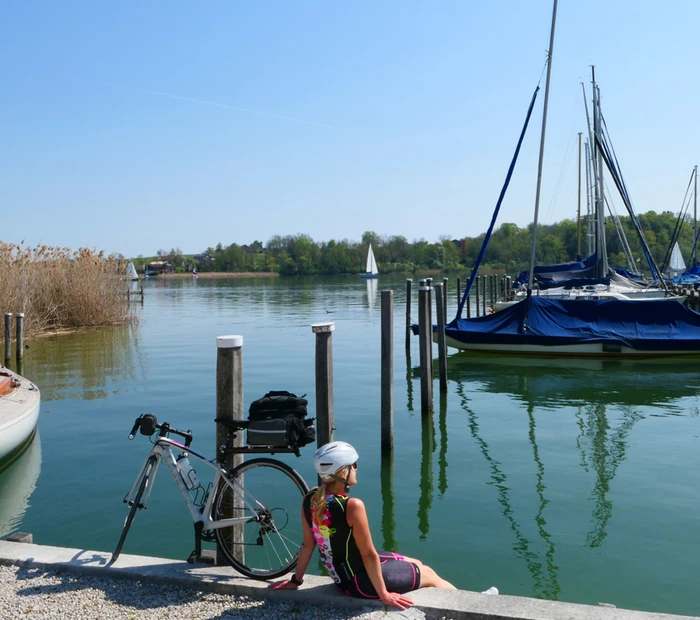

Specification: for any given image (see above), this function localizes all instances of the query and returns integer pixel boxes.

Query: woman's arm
[268,506,316,590]
[346,498,413,610]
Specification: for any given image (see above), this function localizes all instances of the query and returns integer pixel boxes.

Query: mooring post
[434,284,448,393]
[442,278,448,323]
[312,322,335,447]
[215,334,244,565]
[425,278,433,380]
[4,313,11,364]
[482,276,487,315]
[405,279,412,354]
[475,276,480,317]
[381,290,394,453]
[15,313,24,363]
[418,284,433,414]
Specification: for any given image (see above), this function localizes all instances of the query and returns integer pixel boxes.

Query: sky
[2,1,699,258]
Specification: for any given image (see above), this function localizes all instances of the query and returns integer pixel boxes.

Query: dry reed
[0,242,135,336]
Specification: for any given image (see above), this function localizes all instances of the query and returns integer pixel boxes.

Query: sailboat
[126,261,139,281]
[433,1,700,356]
[360,243,379,279]
[669,242,686,280]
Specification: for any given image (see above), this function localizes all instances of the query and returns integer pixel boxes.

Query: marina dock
[0,539,696,619]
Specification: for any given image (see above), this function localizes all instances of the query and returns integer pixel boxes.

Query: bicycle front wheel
[112,455,156,562]
[213,458,309,580]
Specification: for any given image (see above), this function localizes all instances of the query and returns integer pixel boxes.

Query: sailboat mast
[585,140,594,257]
[694,165,698,266]
[527,0,558,290]
[577,132,582,259]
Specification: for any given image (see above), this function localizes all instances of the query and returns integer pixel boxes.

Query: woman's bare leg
[418,564,457,589]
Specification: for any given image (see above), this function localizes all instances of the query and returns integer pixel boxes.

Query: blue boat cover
[445,295,700,352]
[513,253,599,287]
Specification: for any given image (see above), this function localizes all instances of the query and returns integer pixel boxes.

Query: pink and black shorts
[338,552,421,599]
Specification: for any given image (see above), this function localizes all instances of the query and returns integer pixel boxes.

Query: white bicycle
[111,413,309,580]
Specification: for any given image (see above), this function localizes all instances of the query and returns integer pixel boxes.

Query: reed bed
[0,242,135,336]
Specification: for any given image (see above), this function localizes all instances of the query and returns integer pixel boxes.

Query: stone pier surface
[0,540,697,620]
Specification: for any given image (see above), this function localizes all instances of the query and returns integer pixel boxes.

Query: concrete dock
[0,539,697,619]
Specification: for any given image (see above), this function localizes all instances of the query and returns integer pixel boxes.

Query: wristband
[290,574,304,586]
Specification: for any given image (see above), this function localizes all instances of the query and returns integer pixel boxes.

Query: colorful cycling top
[302,490,364,585]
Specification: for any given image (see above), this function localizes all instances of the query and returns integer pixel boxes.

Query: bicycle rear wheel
[213,458,309,580]
[112,455,156,562]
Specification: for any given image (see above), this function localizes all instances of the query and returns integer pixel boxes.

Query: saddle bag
[247,391,315,448]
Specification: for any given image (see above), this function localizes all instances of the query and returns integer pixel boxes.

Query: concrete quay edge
[0,540,696,620]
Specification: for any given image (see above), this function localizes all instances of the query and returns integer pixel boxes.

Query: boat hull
[0,370,41,461]
[438,296,700,358]
[442,334,700,357]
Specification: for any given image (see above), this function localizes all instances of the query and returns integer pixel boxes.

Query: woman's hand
[379,591,414,610]
[267,579,299,590]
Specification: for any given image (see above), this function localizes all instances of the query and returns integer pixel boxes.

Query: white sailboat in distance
[360,243,379,279]
[126,261,139,281]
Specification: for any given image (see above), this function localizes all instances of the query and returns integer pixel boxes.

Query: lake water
[2,274,700,616]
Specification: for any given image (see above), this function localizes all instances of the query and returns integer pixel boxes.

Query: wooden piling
[482,276,487,315]
[434,283,448,393]
[4,313,11,364]
[15,313,24,362]
[456,277,461,310]
[442,278,448,324]
[381,291,394,453]
[215,334,244,566]
[312,322,335,447]
[405,279,412,353]
[475,276,480,317]
[418,284,433,414]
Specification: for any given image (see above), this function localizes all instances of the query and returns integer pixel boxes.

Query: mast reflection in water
[410,354,700,602]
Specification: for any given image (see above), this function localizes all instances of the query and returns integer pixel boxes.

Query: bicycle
[111,413,309,580]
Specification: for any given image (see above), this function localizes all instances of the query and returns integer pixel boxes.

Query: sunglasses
[351,462,358,470]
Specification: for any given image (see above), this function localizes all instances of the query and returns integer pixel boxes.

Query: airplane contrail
[101,81,334,129]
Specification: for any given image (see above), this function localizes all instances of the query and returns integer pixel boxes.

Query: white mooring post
[215,335,244,566]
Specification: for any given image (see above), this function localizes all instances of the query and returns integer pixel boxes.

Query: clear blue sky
[2,1,698,258]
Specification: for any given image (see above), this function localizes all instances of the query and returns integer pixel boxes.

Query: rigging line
[455,84,541,320]
[596,114,664,283]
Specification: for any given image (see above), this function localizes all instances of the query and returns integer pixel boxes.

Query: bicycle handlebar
[128,414,193,448]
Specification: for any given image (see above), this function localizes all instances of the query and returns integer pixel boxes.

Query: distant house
[146,261,174,275]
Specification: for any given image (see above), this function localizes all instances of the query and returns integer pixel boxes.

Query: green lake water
[2,275,699,616]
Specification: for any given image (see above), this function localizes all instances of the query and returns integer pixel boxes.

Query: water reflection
[14,325,142,402]
[380,452,397,552]
[365,278,378,313]
[451,355,700,409]
[417,411,435,540]
[455,383,560,599]
[416,355,700,600]
[0,429,41,538]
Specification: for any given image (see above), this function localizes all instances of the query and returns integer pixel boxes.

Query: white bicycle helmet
[313,441,359,478]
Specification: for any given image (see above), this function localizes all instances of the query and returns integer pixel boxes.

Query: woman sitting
[269,441,456,609]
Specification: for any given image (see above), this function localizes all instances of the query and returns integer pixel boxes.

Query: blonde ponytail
[312,481,328,525]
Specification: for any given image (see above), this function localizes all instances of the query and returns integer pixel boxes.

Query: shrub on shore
[0,242,134,336]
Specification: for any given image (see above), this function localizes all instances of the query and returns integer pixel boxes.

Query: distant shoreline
[159,272,279,279]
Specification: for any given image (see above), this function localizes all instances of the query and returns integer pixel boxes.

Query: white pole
[527,0,559,289]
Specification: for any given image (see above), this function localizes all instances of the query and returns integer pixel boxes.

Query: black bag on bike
[247,391,315,448]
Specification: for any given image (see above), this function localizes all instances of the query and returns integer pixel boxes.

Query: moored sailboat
[432,0,700,356]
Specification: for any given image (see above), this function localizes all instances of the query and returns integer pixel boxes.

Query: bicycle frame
[124,435,257,530]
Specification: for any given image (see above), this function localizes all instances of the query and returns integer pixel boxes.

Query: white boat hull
[0,370,41,461]
[442,334,700,357]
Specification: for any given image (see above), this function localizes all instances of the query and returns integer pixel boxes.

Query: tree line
[134,210,697,278]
